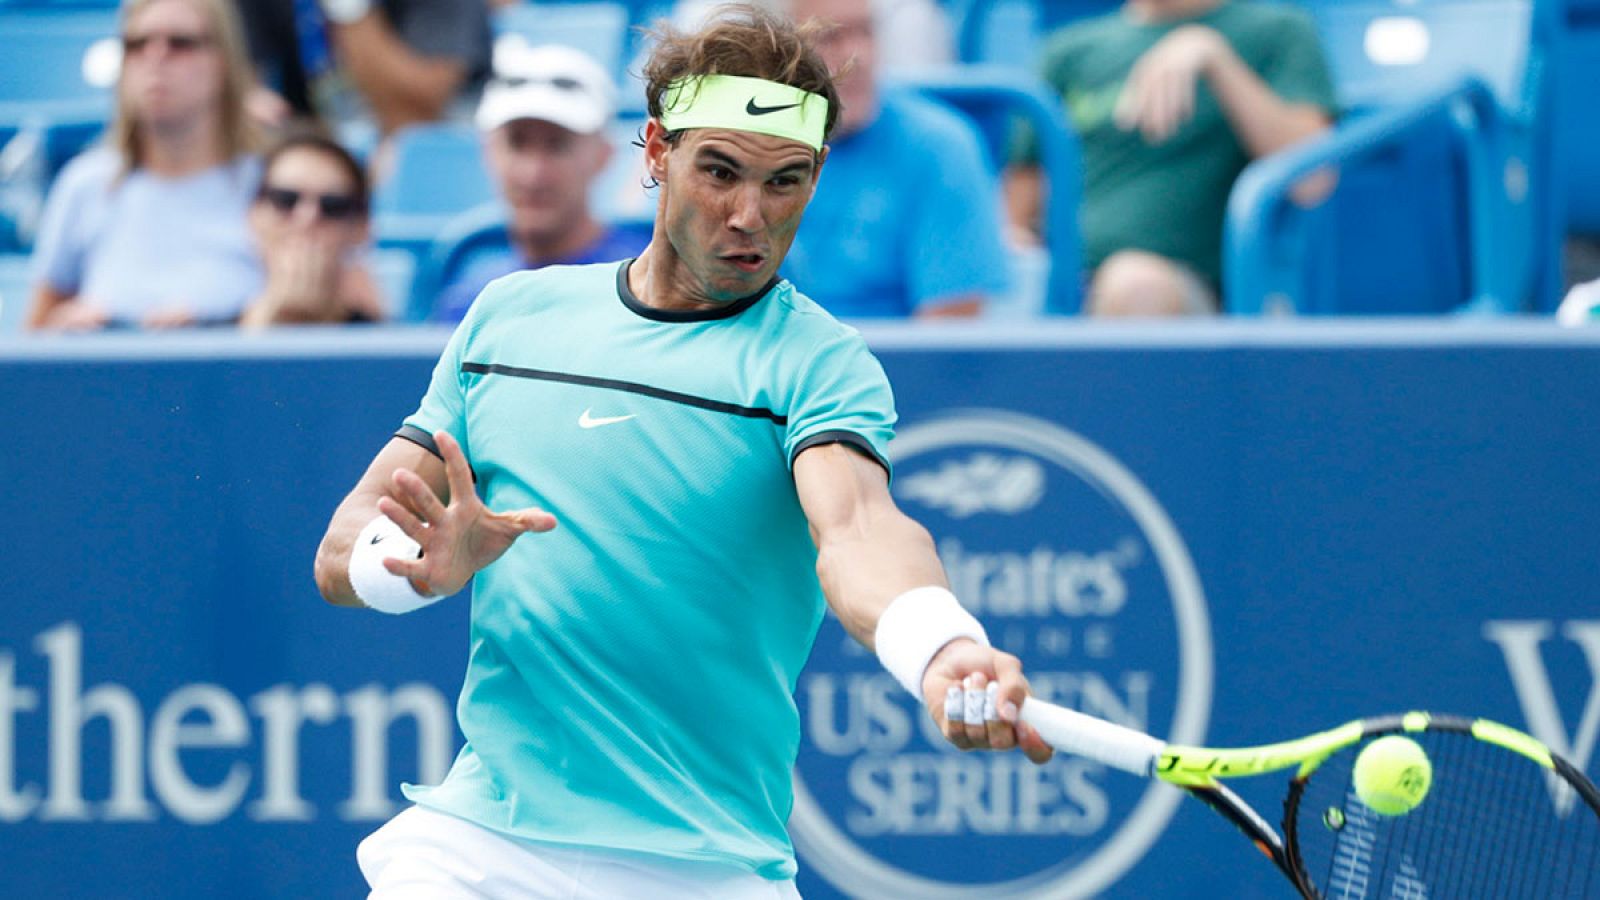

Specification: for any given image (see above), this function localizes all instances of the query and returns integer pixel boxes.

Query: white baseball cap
[476,41,616,135]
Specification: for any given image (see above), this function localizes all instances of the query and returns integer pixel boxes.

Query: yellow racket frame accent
[1152,712,1553,788]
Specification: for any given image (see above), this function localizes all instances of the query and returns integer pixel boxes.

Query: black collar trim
[615,258,778,322]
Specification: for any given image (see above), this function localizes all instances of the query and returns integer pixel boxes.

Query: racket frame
[1019,701,1600,899]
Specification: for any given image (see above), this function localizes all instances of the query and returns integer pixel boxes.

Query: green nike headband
[659,75,829,151]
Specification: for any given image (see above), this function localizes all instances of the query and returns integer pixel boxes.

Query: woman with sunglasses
[27,0,265,331]
[240,132,383,327]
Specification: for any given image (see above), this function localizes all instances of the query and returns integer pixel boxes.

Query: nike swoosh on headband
[745,98,801,116]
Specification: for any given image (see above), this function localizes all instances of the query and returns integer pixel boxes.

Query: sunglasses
[493,74,585,92]
[258,186,365,221]
[121,31,213,56]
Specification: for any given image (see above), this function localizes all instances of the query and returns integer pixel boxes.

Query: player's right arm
[313,431,556,608]
[315,437,449,607]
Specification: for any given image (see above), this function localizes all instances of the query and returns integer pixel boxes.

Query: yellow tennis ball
[1352,735,1432,815]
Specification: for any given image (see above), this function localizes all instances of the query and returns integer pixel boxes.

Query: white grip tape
[873,586,989,698]
[349,515,439,615]
[963,686,986,724]
[1018,698,1164,776]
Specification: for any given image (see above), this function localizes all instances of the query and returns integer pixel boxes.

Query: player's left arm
[794,442,1052,762]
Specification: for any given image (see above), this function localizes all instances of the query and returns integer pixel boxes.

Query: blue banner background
[1,325,1596,898]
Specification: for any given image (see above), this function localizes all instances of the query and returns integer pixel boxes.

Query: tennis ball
[1352,735,1432,815]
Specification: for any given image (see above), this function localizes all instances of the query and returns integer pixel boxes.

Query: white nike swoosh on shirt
[579,408,638,429]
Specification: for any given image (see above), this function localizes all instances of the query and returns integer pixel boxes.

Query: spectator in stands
[433,44,649,322]
[27,0,265,331]
[782,0,1008,318]
[1007,0,1336,316]
[240,132,384,326]
[235,0,491,140]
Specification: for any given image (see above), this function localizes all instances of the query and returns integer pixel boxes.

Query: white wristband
[874,586,989,698]
[349,515,439,615]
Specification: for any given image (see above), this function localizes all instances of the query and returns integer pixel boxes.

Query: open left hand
[922,638,1054,763]
[375,430,557,596]
[1114,25,1229,144]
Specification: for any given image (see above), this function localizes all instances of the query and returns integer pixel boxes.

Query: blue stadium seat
[372,123,495,264]
[367,246,417,321]
[1227,0,1559,314]
[890,67,1084,313]
[0,9,118,249]
[0,10,117,129]
[949,0,1121,72]
[406,202,510,321]
[492,2,631,89]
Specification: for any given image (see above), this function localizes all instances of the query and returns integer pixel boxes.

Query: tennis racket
[1018,699,1600,898]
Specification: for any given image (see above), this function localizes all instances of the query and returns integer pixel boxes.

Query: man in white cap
[434,43,650,321]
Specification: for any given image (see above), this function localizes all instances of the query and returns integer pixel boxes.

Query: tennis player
[313,6,1052,896]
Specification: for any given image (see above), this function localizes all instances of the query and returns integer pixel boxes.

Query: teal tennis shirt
[396,260,896,879]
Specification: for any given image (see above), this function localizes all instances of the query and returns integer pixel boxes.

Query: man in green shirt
[1008,0,1337,315]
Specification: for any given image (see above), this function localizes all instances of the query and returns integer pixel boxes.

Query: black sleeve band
[790,430,892,479]
[392,425,479,483]
[393,424,441,459]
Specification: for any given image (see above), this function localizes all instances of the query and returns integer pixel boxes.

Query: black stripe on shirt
[460,362,789,425]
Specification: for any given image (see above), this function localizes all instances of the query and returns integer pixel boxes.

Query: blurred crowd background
[1,0,1596,331]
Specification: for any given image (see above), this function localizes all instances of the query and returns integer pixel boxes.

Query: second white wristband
[349,515,439,615]
[874,586,989,698]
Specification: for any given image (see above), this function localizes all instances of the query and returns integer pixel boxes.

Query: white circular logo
[791,410,1213,898]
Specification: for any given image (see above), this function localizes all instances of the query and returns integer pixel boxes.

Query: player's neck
[626,244,731,313]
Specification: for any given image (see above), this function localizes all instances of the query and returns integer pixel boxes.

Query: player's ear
[643,119,672,183]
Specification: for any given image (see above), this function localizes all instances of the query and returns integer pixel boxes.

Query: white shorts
[357,806,803,900]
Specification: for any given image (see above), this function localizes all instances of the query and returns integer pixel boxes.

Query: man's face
[645,123,825,304]
[793,0,877,135]
[484,118,612,242]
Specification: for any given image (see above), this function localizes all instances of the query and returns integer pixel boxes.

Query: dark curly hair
[639,3,842,146]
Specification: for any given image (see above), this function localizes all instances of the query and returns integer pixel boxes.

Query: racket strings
[1290,732,1600,899]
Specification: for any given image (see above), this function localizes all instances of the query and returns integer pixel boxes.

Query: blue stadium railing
[1226,78,1514,314]
[1248,0,1561,315]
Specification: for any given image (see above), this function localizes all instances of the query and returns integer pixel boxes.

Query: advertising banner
[1,327,1596,898]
